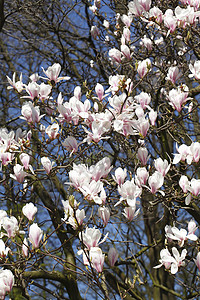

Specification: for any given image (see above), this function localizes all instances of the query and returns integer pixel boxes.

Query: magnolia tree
[1,0,200,299]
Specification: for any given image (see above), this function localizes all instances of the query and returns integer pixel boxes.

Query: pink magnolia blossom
[45,123,59,140]
[91,26,100,39]
[179,175,189,193]
[0,269,14,297]
[165,226,187,247]
[137,147,149,165]
[41,157,54,174]
[165,66,182,84]
[21,102,44,123]
[62,136,78,154]
[121,45,131,60]
[30,73,39,82]
[137,58,151,78]
[154,158,170,176]
[123,27,131,42]
[134,92,151,109]
[187,219,198,241]
[2,216,19,238]
[42,63,70,83]
[121,14,133,27]
[148,171,164,195]
[10,164,28,183]
[117,179,142,207]
[66,209,86,230]
[188,178,200,196]
[164,9,177,34]
[20,153,30,170]
[79,226,108,250]
[173,143,189,164]
[79,180,105,204]
[6,72,24,93]
[149,109,157,126]
[89,247,105,273]
[128,0,151,17]
[98,207,110,226]
[29,223,43,249]
[23,82,40,100]
[95,83,105,101]
[109,48,122,64]
[22,203,37,221]
[108,247,119,267]
[149,6,163,23]
[189,61,200,80]
[154,247,187,274]
[140,35,153,51]
[168,86,189,112]
[112,167,127,186]
[39,82,52,101]
[123,206,140,221]
[135,167,149,186]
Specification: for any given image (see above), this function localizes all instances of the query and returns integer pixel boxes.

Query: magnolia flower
[21,102,44,123]
[20,153,30,170]
[134,92,151,109]
[123,206,140,221]
[45,123,59,140]
[189,61,200,80]
[23,82,40,100]
[66,209,86,230]
[137,147,149,165]
[79,226,108,250]
[137,59,151,78]
[10,164,28,183]
[165,66,182,84]
[2,216,19,238]
[91,26,100,39]
[98,207,110,226]
[6,72,24,93]
[39,82,52,101]
[112,167,127,186]
[29,223,43,249]
[154,247,187,274]
[0,268,14,297]
[89,247,105,273]
[135,167,149,186]
[168,86,189,112]
[140,35,152,51]
[149,109,157,126]
[42,63,70,83]
[154,158,170,176]
[108,247,119,267]
[148,171,164,195]
[117,180,142,207]
[62,136,78,154]
[109,48,122,64]
[41,157,54,174]
[22,203,37,221]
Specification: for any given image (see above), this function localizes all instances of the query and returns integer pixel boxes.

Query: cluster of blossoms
[4,0,200,286]
[78,226,118,273]
[0,203,43,297]
[0,203,42,257]
[155,220,199,274]
[173,141,200,165]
